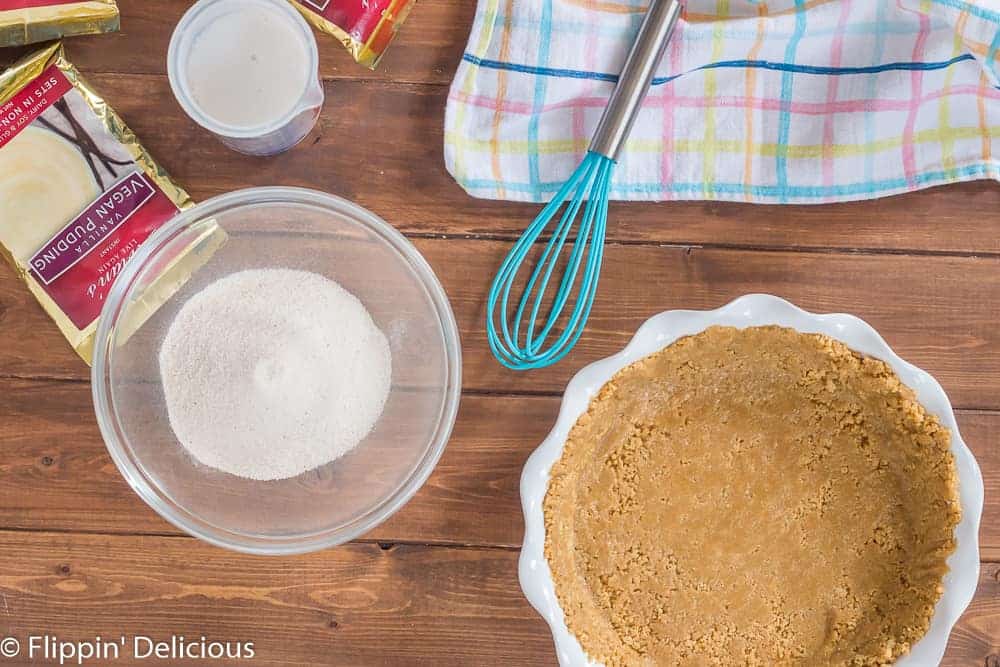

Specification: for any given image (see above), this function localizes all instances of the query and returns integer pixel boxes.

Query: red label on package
[298,0,387,42]
[0,0,83,9]
[28,170,180,329]
[0,64,71,149]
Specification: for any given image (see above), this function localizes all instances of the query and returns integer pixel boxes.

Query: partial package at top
[289,0,414,69]
[0,0,119,46]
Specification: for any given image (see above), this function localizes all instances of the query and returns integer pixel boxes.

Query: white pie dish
[518,294,983,666]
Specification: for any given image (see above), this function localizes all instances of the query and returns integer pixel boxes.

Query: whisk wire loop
[526,156,611,353]
[490,157,592,356]
[486,152,614,370]
[489,156,590,358]
[521,155,602,352]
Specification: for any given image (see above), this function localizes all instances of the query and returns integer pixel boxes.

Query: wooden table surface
[1,2,999,665]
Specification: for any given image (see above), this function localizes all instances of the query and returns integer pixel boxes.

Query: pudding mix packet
[289,0,413,69]
[0,0,119,46]
[0,43,199,364]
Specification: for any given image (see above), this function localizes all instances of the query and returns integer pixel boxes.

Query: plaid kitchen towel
[444,0,1000,203]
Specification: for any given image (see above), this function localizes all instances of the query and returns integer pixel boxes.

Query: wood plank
[0,533,551,666]
[422,242,1000,406]
[927,563,997,667]
[0,380,545,546]
[0,531,995,666]
[0,0,472,86]
[70,73,1000,256]
[2,379,997,559]
[1,69,994,255]
[0,6,993,666]
[3,239,1000,407]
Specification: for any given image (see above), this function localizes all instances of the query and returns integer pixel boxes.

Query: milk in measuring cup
[167,0,324,155]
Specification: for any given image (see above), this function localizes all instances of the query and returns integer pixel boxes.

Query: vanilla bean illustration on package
[289,0,413,68]
[0,0,118,46]
[0,42,196,363]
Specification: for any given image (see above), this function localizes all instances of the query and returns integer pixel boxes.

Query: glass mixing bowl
[92,187,462,554]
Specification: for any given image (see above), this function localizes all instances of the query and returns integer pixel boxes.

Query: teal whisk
[486,0,683,370]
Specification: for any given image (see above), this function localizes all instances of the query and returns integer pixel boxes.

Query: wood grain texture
[0,531,996,667]
[3,239,999,406]
[1,379,997,560]
[0,533,549,666]
[0,0,472,86]
[933,564,998,667]
[0,379,544,548]
[0,2,997,665]
[75,73,1000,255]
[0,63,995,255]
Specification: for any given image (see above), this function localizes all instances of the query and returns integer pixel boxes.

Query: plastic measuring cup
[167,0,324,156]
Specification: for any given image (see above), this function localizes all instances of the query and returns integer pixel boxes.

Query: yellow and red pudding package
[290,0,414,69]
[0,0,118,46]
[0,43,198,363]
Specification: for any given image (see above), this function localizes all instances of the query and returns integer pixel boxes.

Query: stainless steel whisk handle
[589,0,682,161]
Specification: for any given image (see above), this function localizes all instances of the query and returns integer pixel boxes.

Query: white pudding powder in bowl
[158,268,392,481]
